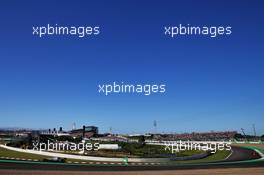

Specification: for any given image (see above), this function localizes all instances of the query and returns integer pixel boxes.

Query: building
[40,127,69,136]
[70,125,98,138]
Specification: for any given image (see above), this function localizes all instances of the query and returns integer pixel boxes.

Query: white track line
[1,156,167,166]
[225,149,233,160]
[254,149,264,158]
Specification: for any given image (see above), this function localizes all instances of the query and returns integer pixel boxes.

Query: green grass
[0,146,231,165]
[0,147,102,163]
[93,142,205,158]
[0,147,50,160]
[196,150,230,162]
[167,150,231,164]
[64,150,231,164]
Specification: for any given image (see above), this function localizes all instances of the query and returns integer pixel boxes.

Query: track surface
[0,146,263,171]
[225,146,261,161]
[1,168,264,175]
[0,160,263,171]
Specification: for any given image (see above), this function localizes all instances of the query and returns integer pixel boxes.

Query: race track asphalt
[0,146,263,171]
[225,146,261,162]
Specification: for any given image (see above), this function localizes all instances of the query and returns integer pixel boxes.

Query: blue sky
[0,0,264,135]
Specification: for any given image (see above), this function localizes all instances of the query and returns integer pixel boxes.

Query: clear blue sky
[0,0,263,135]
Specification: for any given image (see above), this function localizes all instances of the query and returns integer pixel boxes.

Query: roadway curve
[0,145,263,171]
[0,160,264,171]
[225,146,261,162]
